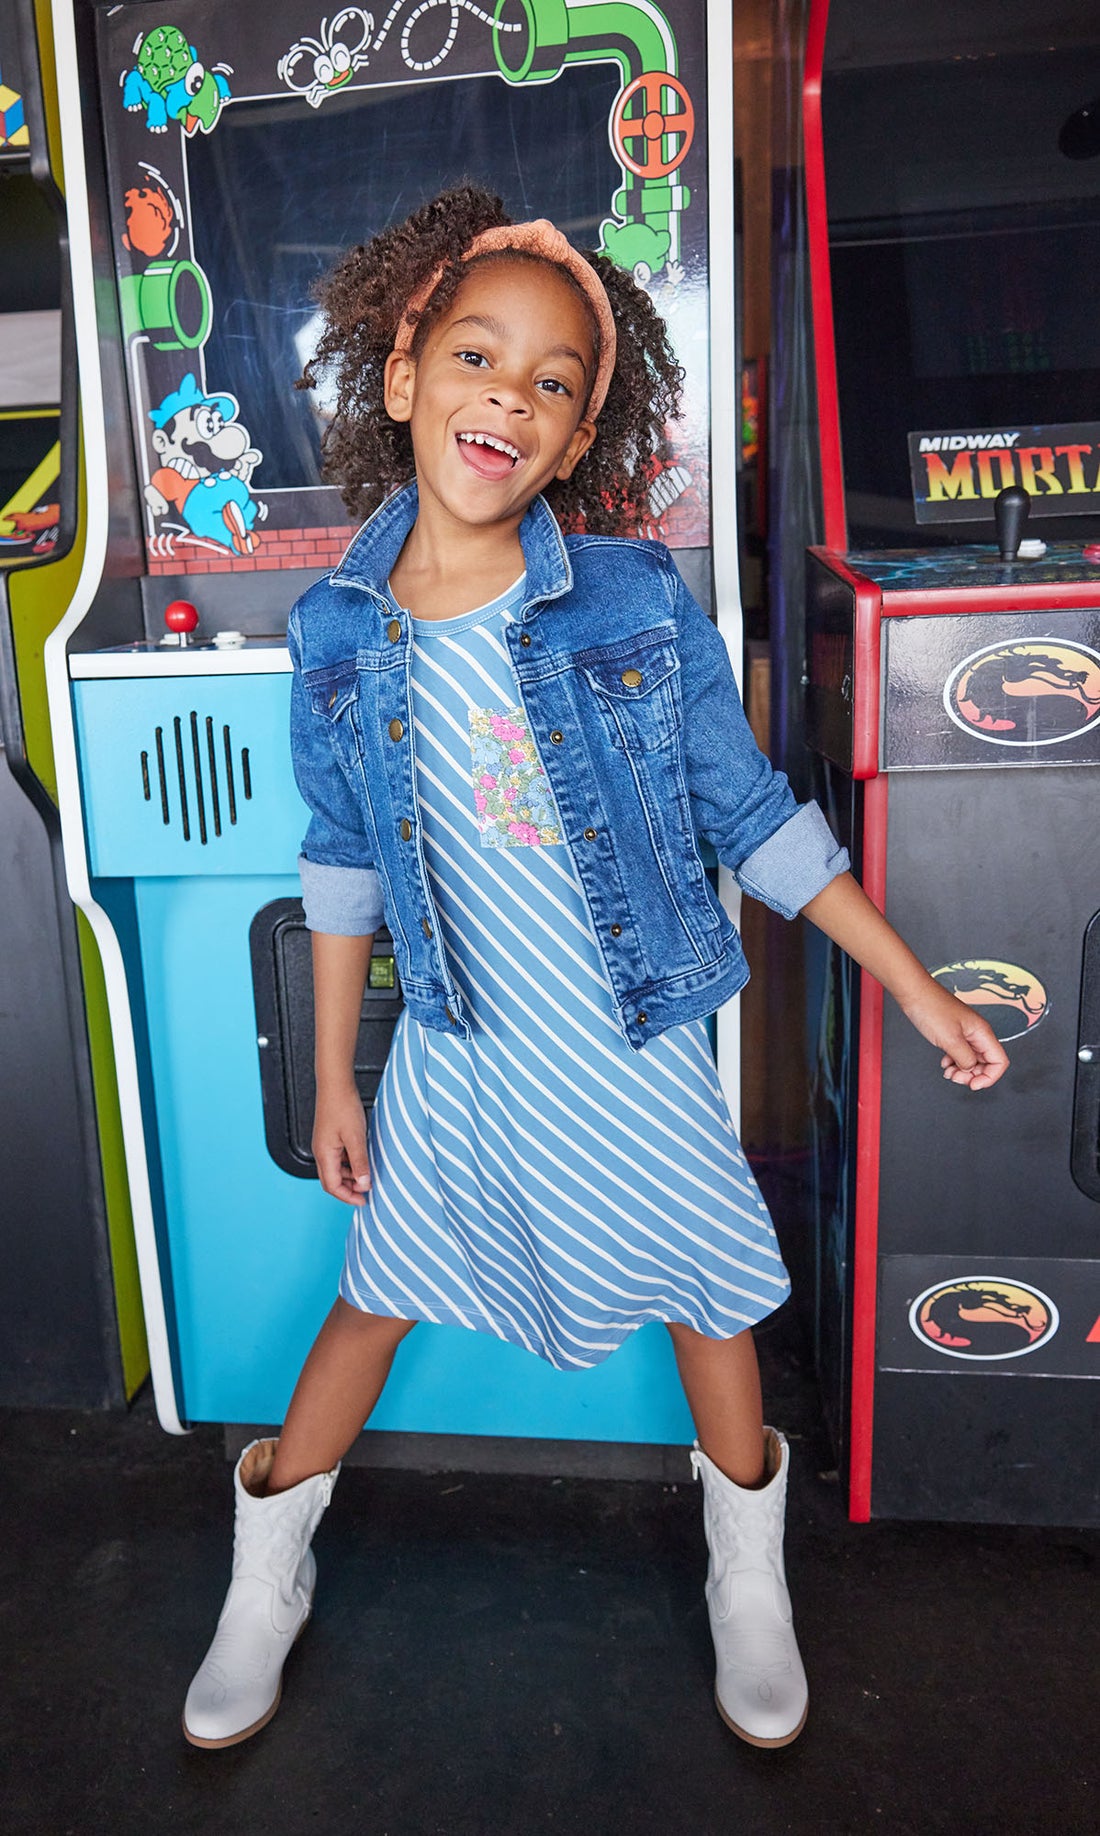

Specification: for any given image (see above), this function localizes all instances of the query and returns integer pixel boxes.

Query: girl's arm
[312,930,375,1202]
[800,873,1010,1091]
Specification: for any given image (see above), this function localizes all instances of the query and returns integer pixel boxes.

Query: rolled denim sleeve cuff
[734,801,850,919]
[298,856,386,935]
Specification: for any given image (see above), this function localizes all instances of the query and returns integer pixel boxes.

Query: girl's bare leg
[267,1299,416,1493]
[666,1321,767,1487]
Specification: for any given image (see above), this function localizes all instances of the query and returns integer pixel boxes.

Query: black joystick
[994,485,1030,562]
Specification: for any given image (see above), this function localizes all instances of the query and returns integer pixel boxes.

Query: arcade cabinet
[0,0,146,1407]
[47,0,743,1453]
[772,0,1100,1524]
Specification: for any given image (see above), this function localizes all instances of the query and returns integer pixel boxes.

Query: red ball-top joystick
[164,599,199,647]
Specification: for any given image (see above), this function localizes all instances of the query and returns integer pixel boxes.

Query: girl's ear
[383,350,416,423]
[555,417,597,481]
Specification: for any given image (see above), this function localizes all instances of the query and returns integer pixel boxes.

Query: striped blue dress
[339,578,791,1369]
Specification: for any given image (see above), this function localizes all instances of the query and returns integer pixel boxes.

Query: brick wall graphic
[147,526,353,577]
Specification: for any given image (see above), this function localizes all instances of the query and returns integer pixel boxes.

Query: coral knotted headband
[393,220,617,417]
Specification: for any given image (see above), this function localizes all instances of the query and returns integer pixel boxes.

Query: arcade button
[1084,543,1100,564]
[1016,539,1047,559]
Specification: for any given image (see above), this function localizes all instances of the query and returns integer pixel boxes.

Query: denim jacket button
[637,1011,648,1026]
[327,689,338,708]
[583,827,597,841]
[621,668,643,688]
[610,923,622,937]
[445,1004,456,1024]
[422,917,433,940]
[388,717,405,741]
[519,632,532,647]
[400,818,412,841]
[550,730,563,744]
[387,618,401,642]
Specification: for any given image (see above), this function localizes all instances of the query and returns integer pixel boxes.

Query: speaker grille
[140,714,253,843]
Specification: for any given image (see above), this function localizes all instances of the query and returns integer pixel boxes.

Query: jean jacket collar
[328,480,573,621]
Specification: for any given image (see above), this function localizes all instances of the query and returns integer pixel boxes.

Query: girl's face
[383,258,598,532]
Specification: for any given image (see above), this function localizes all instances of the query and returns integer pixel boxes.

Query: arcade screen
[95,1,712,578]
[822,22,1100,546]
[186,68,627,494]
[0,174,61,560]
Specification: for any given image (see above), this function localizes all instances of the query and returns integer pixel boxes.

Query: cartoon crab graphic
[122,162,184,259]
[277,8,373,108]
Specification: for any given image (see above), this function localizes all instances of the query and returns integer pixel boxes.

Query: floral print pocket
[468,706,562,848]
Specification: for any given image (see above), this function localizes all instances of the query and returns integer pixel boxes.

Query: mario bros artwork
[96,3,711,576]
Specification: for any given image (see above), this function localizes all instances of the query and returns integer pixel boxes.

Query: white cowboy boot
[183,1438,339,1748]
[690,1429,808,1747]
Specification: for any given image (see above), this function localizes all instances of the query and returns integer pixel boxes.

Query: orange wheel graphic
[611,72,695,180]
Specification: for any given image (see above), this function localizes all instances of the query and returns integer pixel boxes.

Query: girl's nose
[486,376,531,415]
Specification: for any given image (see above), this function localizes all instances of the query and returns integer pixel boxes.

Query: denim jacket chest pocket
[575,626,682,754]
[306,660,358,717]
[302,659,363,765]
[304,643,398,742]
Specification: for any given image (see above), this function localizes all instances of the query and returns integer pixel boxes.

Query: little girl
[182,186,1008,1752]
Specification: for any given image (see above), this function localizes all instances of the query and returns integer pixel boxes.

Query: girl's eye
[538,378,571,396]
[457,349,488,367]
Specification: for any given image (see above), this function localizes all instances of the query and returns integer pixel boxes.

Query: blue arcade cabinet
[47,0,744,1454]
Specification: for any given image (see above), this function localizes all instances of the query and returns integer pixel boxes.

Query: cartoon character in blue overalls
[145,374,266,555]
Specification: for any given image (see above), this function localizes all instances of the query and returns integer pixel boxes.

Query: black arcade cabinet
[774,0,1100,1524]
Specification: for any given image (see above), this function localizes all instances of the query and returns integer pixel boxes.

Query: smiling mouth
[456,432,523,480]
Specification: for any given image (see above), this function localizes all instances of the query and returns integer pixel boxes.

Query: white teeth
[458,433,521,462]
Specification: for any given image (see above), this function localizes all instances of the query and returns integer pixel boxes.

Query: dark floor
[3,1306,1098,1836]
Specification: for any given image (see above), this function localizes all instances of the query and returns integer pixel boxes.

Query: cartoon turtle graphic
[121,27,232,136]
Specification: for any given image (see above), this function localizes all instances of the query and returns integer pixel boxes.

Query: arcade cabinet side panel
[0,0,146,1404]
[798,546,884,1504]
[30,0,148,1398]
[798,756,862,1467]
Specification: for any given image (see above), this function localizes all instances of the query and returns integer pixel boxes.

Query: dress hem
[336,1275,792,1372]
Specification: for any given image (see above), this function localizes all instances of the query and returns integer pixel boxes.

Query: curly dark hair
[295,184,684,535]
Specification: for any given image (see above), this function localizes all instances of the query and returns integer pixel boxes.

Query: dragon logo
[944,638,1100,747]
[909,1277,1058,1361]
[930,959,1048,1043]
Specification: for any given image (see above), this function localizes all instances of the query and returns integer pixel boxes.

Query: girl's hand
[800,876,1011,1091]
[312,1085,371,1205]
[899,982,1010,1091]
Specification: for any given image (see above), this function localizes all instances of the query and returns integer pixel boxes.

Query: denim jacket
[287,482,848,1049]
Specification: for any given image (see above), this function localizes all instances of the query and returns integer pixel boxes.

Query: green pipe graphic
[492,0,691,279]
[119,259,212,352]
[493,0,673,86]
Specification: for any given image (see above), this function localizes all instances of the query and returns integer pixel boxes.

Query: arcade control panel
[805,514,1100,783]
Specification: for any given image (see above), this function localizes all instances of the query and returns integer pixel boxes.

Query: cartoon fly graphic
[278,8,374,108]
